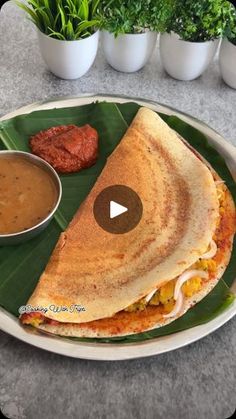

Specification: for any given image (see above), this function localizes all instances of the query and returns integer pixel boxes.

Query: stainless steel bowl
[0,151,62,246]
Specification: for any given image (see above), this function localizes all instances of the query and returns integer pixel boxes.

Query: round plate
[0,94,235,361]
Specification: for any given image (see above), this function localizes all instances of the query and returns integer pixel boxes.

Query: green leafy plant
[166,0,236,42]
[229,35,236,45]
[15,0,101,40]
[97,0,174,37]
[228,8,236,44]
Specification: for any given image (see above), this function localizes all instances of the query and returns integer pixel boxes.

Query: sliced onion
[145,288,157,303]
[215,180,225,185]
[164,269,208,319]
[201,240,217,260]
[163,290,184,318]
[174,270,208,301]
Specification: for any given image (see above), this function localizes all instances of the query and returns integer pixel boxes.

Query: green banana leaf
[0,101,235,344]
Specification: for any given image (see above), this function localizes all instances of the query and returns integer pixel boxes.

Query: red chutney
[30,124,98,173]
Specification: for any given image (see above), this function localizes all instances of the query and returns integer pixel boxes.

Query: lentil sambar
[0,155,58,235]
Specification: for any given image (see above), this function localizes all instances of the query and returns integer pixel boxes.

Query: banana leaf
[0,101,235,344]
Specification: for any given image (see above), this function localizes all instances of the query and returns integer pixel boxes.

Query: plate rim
[0,93,235,361]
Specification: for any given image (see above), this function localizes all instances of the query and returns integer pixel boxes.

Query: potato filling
[124,181,225,314]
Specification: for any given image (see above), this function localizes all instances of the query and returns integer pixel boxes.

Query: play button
[93,185,143,234]
[110,201,128,219]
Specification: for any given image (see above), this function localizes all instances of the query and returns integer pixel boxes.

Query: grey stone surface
[0,2,235,419]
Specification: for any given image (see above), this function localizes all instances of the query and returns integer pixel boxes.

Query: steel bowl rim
[0,150,62,238]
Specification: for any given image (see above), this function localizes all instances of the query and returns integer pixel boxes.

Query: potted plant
[160,0,236,81]
[16,0,101,79]
[98,0,172,73]
[219,15,236,88]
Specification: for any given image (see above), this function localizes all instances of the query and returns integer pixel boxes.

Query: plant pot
[159,32,220,81]
[102,31,157,73]
[219,38,236,89]
[38,30,99,80]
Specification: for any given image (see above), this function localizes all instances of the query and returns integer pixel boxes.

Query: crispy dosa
[35,167,235,337]
[20,107,223,330]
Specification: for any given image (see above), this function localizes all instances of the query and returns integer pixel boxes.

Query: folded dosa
[22,108,221,326]
[36,169,235,337]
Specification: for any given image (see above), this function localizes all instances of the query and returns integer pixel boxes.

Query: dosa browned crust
[21,108,219,325]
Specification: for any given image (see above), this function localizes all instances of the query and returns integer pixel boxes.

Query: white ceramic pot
[102,31,157,73]
[38,30,99,79]
[219,38,236,89]
[160,32,220,81]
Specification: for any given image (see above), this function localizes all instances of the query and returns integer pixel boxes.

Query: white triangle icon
[110,201,128,219]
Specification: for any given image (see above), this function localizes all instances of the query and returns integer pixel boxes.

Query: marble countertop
[0,2,235,419]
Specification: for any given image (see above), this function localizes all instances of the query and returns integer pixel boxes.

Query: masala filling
[124,180,228,317]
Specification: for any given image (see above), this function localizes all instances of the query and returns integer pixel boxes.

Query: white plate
[0,94,235,361]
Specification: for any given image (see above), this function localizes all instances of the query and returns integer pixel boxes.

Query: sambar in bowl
[0,151,62,245]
